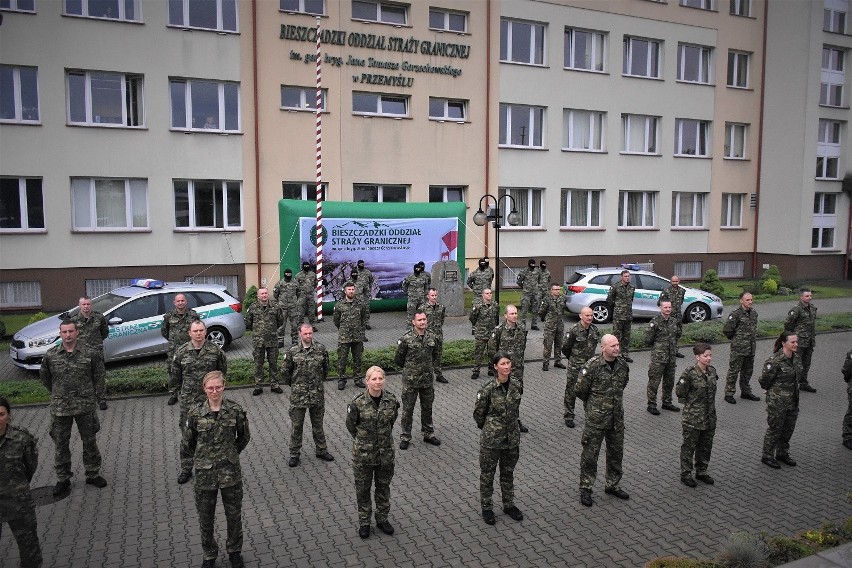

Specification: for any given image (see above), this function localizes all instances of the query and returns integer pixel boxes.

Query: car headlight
[29,336,59,348]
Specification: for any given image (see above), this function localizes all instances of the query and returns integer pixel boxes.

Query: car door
[632,274,669,318]
[104,293,166,361]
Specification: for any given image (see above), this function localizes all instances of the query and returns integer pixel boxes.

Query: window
[499,103,544,148]
[170,79,240,132]
[824,0,847,33]
[168,0,237,32]
[66,70,143,127]
[85,279,131,297]
[190,275,239,294]
[724,123,747,159]
[718,260,745,278]
[673,261,703,280]
[677,44,712,84]
[352,92,408,117]
[500,187,542,227]
[280,0,324,15]
[821,47,845,107]
[671,192,707,228]
[429,186,465,202]
[681,0,713,9]
[0,281,41,309]
[500,19,545,65]
[675,119,710,156]
[174,180,242,230]
[0,65,39,123]
[564,109,605,151]
[619,191,656,228]
[812,193,837,249]
[564,28,605,72]
[283,182,326,200]
[623,36,661,78]
[0,0,35,12]
[730,0,751,16]
[817,119,842,179]
[560,189,602,228]
[428,97,466,121]
[0,177,44,232]
[622,114,659,154]
[353,184,407,202]
[429,7,466,32]
[71,178,148,231]
[727,50,750,88]
[721,193,744,228]
[351,0,407,25]
[281,86,326,111]
[64,0,140,21]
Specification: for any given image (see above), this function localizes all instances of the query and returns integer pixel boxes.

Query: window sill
[815,177,842,182]
[352,113,412,120]
[171,129,243,135]
[679,5,718,13]
[429,28,470,36]
[562,148,606,154]
[671,227,709,231]
[166,24,239,35]
[720,226,746,230]
[350,18,412,29]
[0,120,41,126]
[673,154,711,159]
[810,248,842,253]
[72,229,152,234]
[726,85,753,91]
[563,67,608,75]
[429,118,468,124]
[560,227,604,232]
[62,13,143,24]
[174,228,245,233]
[67,123,148,130]
[499,145,548,151]
[282,108,329,114]
[0,229,47,234]
[619,151,662,157]
[723,156,749,161]
[0,8,36,14]
[818,103,850,110]
[280,10,327,17]
[617,227,659,231]
[622,74,663,81]
[501,227,545,232]
[675,80,714,87]
[500,61,548,69]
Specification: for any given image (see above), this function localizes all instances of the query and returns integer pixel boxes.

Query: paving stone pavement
[2,315,851,567]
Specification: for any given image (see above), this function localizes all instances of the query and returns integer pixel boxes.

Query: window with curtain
[564,109,605,151]
[560,189,602,227]
[72,178,148,231]
[618,190,656,228]
[500,187,542,227]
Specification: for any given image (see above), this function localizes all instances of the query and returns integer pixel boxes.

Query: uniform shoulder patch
[581,367,587,375]
[789,310,796,316]
[397,339,402,345]
[649,322,655,327]
[766,363,772,370]
[728,314,734,320]
[565,332,571,339]
[476,392,481,400]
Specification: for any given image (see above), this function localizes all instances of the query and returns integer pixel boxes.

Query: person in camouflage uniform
[273,268,303,345]
[467,257,494,312]
[722,292,761,403]
[39,320,107,496]
[537,260,551,317]
[0,396,43,568]
[490,305,529,433]
[334,282,367,390]
[71,295,111,410]
[164,293,200,406]
[561,306,599,428]
[516,259,541,330]
[759,332,803,469]
[419,288,448,383]
[842,349,852,450]
[181,371,249,568]
[171,320,228,484]
[296,261,318,329]
[784,289,817,392]
[606,270,635,362]
[470,289,500,380]
[658,276,686,358]
[346,366,400,539]
[538,283,566,371]
[354,260,375,330]
[394,311,441,449]
[675,343,718,487]
[644,300,681,415]
[576,334,630,507]
[473,353,524,525]
[244,287,285,396]
[402,261,431,322]
[282,323,334,467]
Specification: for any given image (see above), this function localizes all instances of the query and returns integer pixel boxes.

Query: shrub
[765,536,813,565]
[761,279,778,295]
[243,286,258,311]
[699,270,725,297]
[760,265,782,290]
[0,319,6,338]
[645,558,722,568]
[681,321,724,345]
[716,532,768,568]
[27,312,49,325]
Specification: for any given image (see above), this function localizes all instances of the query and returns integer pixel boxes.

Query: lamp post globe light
[473,193,521,304]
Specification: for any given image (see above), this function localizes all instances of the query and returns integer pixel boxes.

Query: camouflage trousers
[338,341,364,381]
[353,461,394,525]
[179,398,204,472]
[542,323,564,364]
[301,296,318,325]
[579,424,624,491]
[725,351,756,396]
[434,335,444,380]
[50,411,102,482]
[647,358,677,406]
[2,505,43,568]
[763,391,799,457]
[564,366,582,421]
[479,446,520,510]
[611,318,632,355]
[360,295,371,327]
[289,404,328,456]
[798,344,814,386]
[406,299,424,322]
[680,425,715,478]
[252,345,279,387]
[166,348,178,396]
[278,306,302,344]
[194,482,243,561]
[472,338,490,374]
[519,293,539,327]
[843,381,852,442]
[400,383,435,442]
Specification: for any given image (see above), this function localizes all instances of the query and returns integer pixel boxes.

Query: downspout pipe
[252,0,262,286]
[751,0,769,279]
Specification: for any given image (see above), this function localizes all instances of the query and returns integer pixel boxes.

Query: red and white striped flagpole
[314,16,324,321]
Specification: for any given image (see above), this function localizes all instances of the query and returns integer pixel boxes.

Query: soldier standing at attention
[333,282,367,390]
[537,260,551,318]
[658,276,686,358]
[71,295,110,410]
[296,261,319,331]
[473,352,524,526]
[164,293,199,406]
[470,289,500,380]
[676,343,718,488]
[561,306,599,429]
[347,366,400,539]
[516,259,541,330]
[784,288,818,393]
[576,334,630,507]
[182,371,249,568]
[760,331,803,469]
[39,320,107,496]
[842,349,852,450]
[273,268,302,346]
[245,287,285,396]
[467,257,494,312]
[606,270,635,362]
[539,283,566,372]
[282,323,335,467]
[490,305,529,433]
[644,300,681,416]
[354,260,375,330]
[402,261,431,322]
[395,311,441,450]
[419,288,448,384]
[722,292,761,404]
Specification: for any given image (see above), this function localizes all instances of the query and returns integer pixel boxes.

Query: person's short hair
[344,282,355,289]
[79,296,93,302]
[739,291,751,299]
[202,370,225,386]
[551,283,561,289]
[59,319,78,331]
[491,351,511,366]
[427,287,437,293]
[0,396,10,414]
[299,322,313,332]
[693,343,711,355]
[800,287,812,294]
[659,299,672,306]
[189,320,206,330]
[365,365,385,381]
[621,270,630,276]
[412,310,426,319]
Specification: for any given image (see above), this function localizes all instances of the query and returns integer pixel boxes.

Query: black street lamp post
[473,193,521,304]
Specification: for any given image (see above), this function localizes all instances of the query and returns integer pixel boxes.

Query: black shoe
[487,370,495,376]
[354,379,366,388]
[762,456,781,469]
[271,386,284,394]
[338,380,346,390]
[740,392,761,401]
[177,470,192,484]
[676,352,685,358]
[724,395,737,404]
[661,402,681,412]
[647,405,660,416]
[86,476,108,488]
[623,356,634,363]
[376,520,394,535]
[423,437,442,446]
[518,420,529,433]
[288,456,300,467]
[252,388,263,396]
[315,451,335,462]
[503,505,523,521]
[554,362,566,369]
[604,487,629,500]
[695,473,715,485]
[564,419,575,428]
[399,441,410,450]
[229,552,244,568]
[776,454,797,467]
[201,558,216,568]
[542,362,549,371]
[844,439,852,450]
[99,401,108,410]
[359,525,370,539]
[482,509,496,525]
[681,476,697,488]
[366,325,372,330]
[167,395,179,406]
[435,375,449,384]
[580,490,593,507]
[800,384,817,393]
[470,371,480,380]
[530,325,540,331]
[53,479,71,497]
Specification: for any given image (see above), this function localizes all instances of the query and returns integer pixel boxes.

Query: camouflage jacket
[470,301,500,340]
[273,278,301,309]
[658,285,685,315]
[402,272,431,303]
[675,364,718,430]
[606,282,635,320]
[490,322,527,370]
[244,301,284,347]
[784,301,817,348]
[576,355,629,430]
[354,268,374,300]
[643,315,679,362]
[418,301,446,338]
[394,330,439,388]
[182,398,249,490]
[759,351,802,393]
[466,267,493,295]
[561,322,600,371]
[172,341,228,403]
[161,309,200,348]
[40,343,105,416]
[70,311,109,351]
[296,269,317,297]
[282,341,329,407]
[473,378,522,450]
[843,349,852,383]
[0,424,38,519]
[516,268,540,295]
[538,268,551,295]
[538,294,564,328]
[346,390,400,467]
[722,307,758,355]
[333,298,366,343]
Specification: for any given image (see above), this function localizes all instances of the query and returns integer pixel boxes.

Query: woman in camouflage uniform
[759,331,802,470]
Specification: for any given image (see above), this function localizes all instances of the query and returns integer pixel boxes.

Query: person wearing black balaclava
[401,261,431,323]
[273,268,302,345]
[467,257,494,312]
[516,259,541,330]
